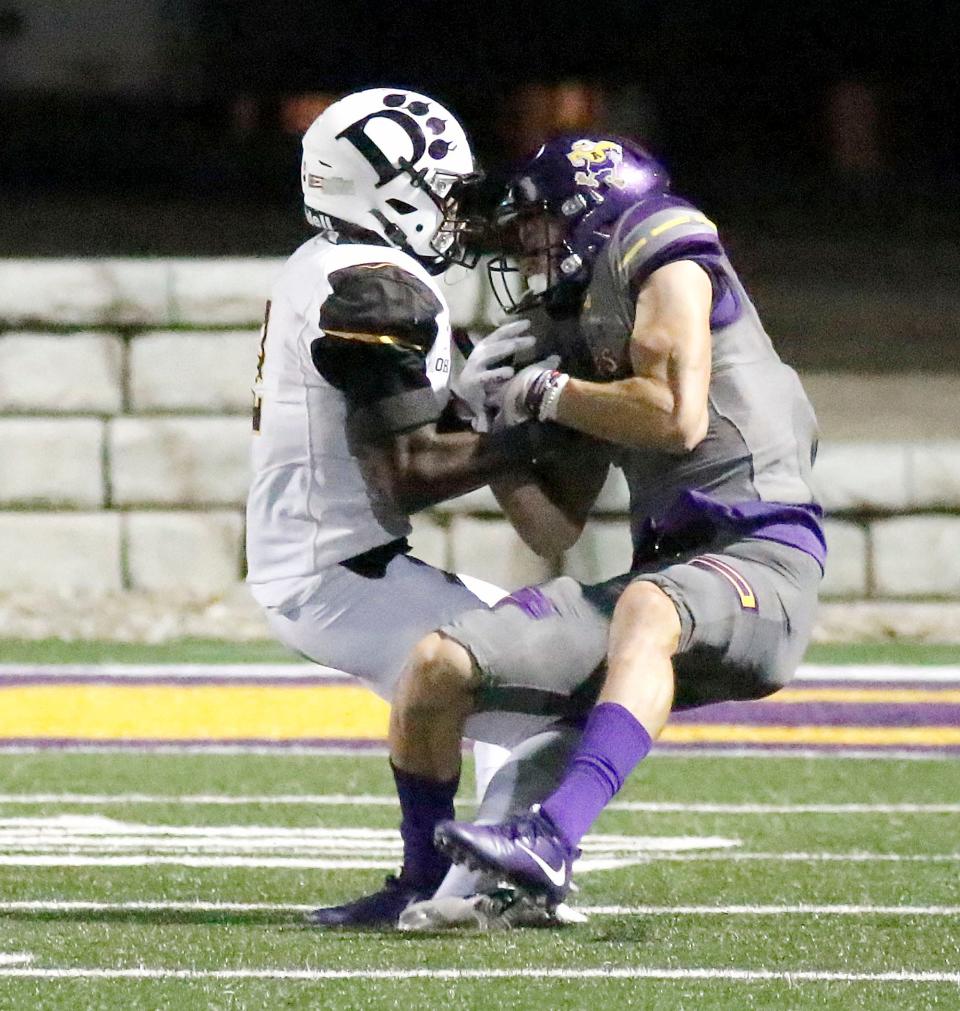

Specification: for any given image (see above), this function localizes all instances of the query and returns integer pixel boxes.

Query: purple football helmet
[489,135,670,311]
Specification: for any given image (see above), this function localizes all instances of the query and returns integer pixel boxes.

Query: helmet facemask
[383,164,486,272]
[488,195,590,313]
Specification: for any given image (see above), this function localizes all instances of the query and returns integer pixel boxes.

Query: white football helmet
[301,88,482,273]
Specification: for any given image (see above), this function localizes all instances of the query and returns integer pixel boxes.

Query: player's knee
[402,632,474,711]
[611,580,681,655]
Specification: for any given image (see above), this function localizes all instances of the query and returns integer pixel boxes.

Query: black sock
[390,760,459,887]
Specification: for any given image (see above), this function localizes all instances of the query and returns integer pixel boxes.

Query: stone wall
[2,258,959,609]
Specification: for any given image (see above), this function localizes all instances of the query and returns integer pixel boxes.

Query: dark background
[0,1,958,370]
[2,1,957,251]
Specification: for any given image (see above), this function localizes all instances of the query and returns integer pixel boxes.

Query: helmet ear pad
[374,171,446,259]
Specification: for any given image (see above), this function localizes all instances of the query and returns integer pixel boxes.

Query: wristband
[537,371,570,421]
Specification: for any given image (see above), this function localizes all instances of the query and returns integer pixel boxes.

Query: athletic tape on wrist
[537,372,570,422]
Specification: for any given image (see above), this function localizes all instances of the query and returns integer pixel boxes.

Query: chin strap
[370,210,409,249]
[368,210,447,275]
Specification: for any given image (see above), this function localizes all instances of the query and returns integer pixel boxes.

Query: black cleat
[306,874,435,928]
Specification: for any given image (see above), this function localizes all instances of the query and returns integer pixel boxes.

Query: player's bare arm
[555,259,712,452]
[360,422,549,515]
[489,450,610,556]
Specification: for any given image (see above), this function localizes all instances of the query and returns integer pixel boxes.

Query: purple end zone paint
[0,675,350,687]
[0,738,390,750]
[670,701,960,728]
[655,741,960,755]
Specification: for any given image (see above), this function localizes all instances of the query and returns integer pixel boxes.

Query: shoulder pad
[319,262,442,353]
[614,195,722,279]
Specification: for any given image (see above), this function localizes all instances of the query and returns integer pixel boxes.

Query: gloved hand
[451,319,536,432]
[496,355,563,427]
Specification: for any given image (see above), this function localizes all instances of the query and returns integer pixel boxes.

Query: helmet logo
[336,95,457,188]
[566,139,627,190]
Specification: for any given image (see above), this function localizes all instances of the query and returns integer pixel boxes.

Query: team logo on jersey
[594,345,622,378]
[691,556,758,610]
[566,139,627,190]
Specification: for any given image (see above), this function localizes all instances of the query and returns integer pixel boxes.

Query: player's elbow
[666,408,708,454]
[391,457,461,513]
[383,434,440,512]
[390,470,436,514]
[392,485,428,514]
[519,513,584,557]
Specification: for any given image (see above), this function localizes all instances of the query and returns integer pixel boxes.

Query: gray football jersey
[520,194,821,558]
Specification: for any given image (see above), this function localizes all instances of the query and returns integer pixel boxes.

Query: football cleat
[434,806,579,904]
[305,874,434,928]
[397,888,589,932]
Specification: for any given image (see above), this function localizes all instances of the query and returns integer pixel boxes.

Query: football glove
[451,319,536,432]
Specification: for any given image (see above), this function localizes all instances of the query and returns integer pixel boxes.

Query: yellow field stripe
[661,725,960,747]
[771,689,960,704]
[4,684,957,744]
[0,685,389,740]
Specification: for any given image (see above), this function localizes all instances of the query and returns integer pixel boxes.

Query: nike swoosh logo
[516,842,567,887]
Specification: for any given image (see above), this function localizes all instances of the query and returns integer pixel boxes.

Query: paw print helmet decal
[301,88,483,273]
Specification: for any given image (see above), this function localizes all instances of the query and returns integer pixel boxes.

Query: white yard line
[797,665,960,683]
[0,816,737,869]
[1,793,958,814]
[0,856,401,868]
[609,801,960,813]
[0,966,956,984]
[650,748,960,761]
[651,849,948,865]
[0,851,956,869]
[0,953,33,965]
[1,816,956,872]
[0,792,402,806]
[1,900,959,917]
[2,663,958,682]
[581,904,960,916]
[1,745,956,760]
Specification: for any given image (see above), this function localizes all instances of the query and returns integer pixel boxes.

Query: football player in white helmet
[245,88,581,928]
[299,88,481,275]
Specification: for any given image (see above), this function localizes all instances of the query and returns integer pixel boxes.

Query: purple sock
[390,761,459,887]
[540,703,652,849]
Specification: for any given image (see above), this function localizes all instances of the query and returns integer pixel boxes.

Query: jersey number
[252,300,270,433]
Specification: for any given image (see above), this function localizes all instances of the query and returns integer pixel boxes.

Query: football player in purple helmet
[383,130,825,921]
[488,135,670,314]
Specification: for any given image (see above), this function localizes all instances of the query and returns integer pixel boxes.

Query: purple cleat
[306,873,435,928]
[434,806,579,905]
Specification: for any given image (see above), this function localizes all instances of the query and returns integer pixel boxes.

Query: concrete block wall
[1,257,959,602]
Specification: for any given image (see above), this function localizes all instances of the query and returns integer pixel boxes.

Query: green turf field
[1,637,958,665]
[1,746,959,1007]
[1,639,958,1008]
